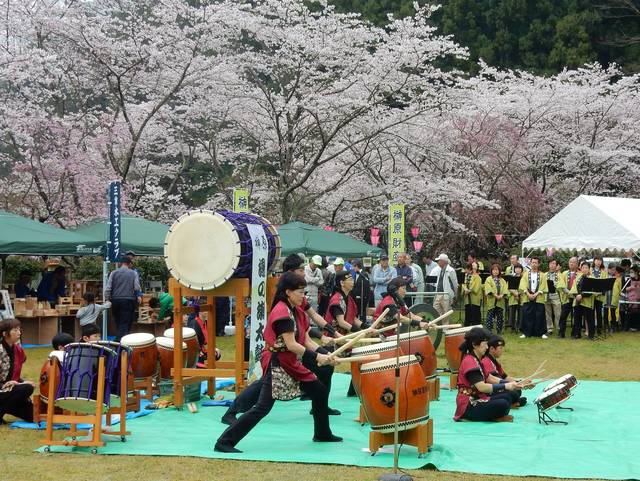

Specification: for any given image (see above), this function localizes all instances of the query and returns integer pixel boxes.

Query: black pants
[226,357,334,415]
[594,300,603,333]
[464,304,481,327]
[111,298,137,341]
[557,302,574,338]
[521,302,546,337]
[507,305,521,332]
[573,305,595,339]
[606,307,617,331]
[463,392,512,421]
[217,368,332,447]
[0,383,34,423]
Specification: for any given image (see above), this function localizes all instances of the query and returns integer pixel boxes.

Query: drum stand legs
[369,420,433,457]
[103,351,132,441]
[537,405,569,425]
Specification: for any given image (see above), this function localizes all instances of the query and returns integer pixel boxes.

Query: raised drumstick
[332,354,380,363]
[328,308,389,358]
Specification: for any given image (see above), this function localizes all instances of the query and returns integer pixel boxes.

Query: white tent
[522,195,640,253]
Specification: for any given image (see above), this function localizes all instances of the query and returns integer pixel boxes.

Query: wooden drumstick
[328,308,389,358]
[432,323,462,330]
[326,337,381,345]
[332,354,380,363]
[426,309,455,326]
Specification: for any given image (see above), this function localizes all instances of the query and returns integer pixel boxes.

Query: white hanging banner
[247,223,269,380]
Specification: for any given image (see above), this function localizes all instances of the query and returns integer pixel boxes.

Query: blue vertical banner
[107,181,122,262]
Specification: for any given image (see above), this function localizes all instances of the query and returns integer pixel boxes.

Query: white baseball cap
[311,255,323,265]
[435,253,449,263]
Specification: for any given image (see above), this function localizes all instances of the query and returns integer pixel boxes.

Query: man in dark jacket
[351,259,372,321]
[105,257,141,341]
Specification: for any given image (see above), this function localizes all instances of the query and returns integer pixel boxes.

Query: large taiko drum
[120,333,158,379]
[164,327,199,368]
[95,340,133,407]
[350,340,403,396]
[156,336,188,379]
[535,383,571,411]
[545,374,578,392]
[56,343,118,414]
[359,355,429,433]
[385,330,437,378]
[39,351,65,402]
[444,325,482,373]
[164,210,281,290]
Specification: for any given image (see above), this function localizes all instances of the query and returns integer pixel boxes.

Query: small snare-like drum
[164,327,199,368]
[444,325,482,373]
[120,332,158,379]
[39,351,65,402]
[164,210,281,290]
[545,374,578,392]
[95,340,133,406]
[359,355,429,433]
[156,336,188,379]
[350,340,403,396]
[56,343,118,414]
[535,383,571,411]
[385,330,437,378]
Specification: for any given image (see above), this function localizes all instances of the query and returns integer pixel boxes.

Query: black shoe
[518,397,527,407]
[214,442,242,453]
[557,334,565,339]
[313,434,343,442]
[300,394,311,401]
[310,408,341,416]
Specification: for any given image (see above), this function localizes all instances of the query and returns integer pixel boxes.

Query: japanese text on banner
[388,203,405,264]
[233,188,250,213]
[108,181,122,262]
[246,224,268,380]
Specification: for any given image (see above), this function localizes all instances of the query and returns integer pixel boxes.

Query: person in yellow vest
[507,263,524,332]
[544,259,561,334]
[569,261,596,339]
[461,262,483,326]
[591,256,608,335]
[505,255,519,275]
[484,263,509,334]
[556,257,579,338]
[518,257,548,339]
[605,266,623,332]
[467,252,485,272]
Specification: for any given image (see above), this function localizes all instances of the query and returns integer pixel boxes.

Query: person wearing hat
[324,270,364,334]
[374,277,433,338]
[372,255,397,305]
[318,257,345,316]
[105,256,141,341]
[481,334,528,409]
[305,255,325,312]
[431,254,458,319]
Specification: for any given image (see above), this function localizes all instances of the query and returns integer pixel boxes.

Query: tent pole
[0,255,6,287]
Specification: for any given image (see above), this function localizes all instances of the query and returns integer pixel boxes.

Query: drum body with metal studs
[444,325,482,373]
[156,336,188,379]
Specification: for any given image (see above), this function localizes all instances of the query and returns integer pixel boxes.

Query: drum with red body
[359,355,429,433]
[350,340,403,396]
[164,327,199,368]
[535,383,571,411]
[444,325,481,373]
[39,351,65,402]
[156,336,188,379]
[120,333,158,379]
[386,330,437,378]
[545,374,578,392]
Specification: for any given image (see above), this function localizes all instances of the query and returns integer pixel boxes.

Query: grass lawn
[2,330,639,481]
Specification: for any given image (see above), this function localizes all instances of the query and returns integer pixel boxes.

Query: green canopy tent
[278,221,382,258]
[72,216,169,257]
[0,210,103,256]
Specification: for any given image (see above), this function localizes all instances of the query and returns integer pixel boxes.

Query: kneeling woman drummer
[454,327,520,422]
[215,272,342,453]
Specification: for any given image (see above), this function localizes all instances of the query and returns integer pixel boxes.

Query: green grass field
[2,331,639,481]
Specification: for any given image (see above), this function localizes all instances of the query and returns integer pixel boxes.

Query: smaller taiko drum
[350,340,403,397]
[535,383,571,411]
[444,325,482,373]
[359,355,429,433]
[545,374,578,392]
[39,351,65,402]
[156,336,188,379]
[120,333,158,379]
[164,327,199,368]
[385,330,437,378]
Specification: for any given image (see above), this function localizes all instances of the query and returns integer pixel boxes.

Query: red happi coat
[481,354,507,380]
[454,353,489,421]
[261,300,316,382]
[324,291,359,334]
[375,295,409,338]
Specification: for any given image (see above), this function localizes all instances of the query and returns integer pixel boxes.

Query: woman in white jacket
[304,255,325,311]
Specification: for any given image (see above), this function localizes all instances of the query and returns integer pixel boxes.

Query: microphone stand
[378,316,412,481]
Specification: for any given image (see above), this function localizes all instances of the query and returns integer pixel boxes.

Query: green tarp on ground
[279,222,382,258]
[72,216,169,257]
[38,375,640,479]
[0,211,103,256]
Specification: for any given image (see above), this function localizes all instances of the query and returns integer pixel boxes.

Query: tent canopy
[278,222,382,258]
[0,210,103,256]
[522,195,640,253]
[72,216,169,257]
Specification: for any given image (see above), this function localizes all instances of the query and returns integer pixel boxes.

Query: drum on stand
[535,383,571,411]
[156,336,187,379]
[350,340,404,397]
[444,325,482,373]
[39,351,65,403]
[55,343,118,414]
[120,333,158,379]
[545,374,578,392]
[164,327,199,368]
[359,355,429,433]
[164,210,281,290]
[95,340,133,407]
[385,330,437,378]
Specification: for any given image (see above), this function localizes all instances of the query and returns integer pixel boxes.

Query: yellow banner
[233,188,250,213]
[388,203,405,264]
